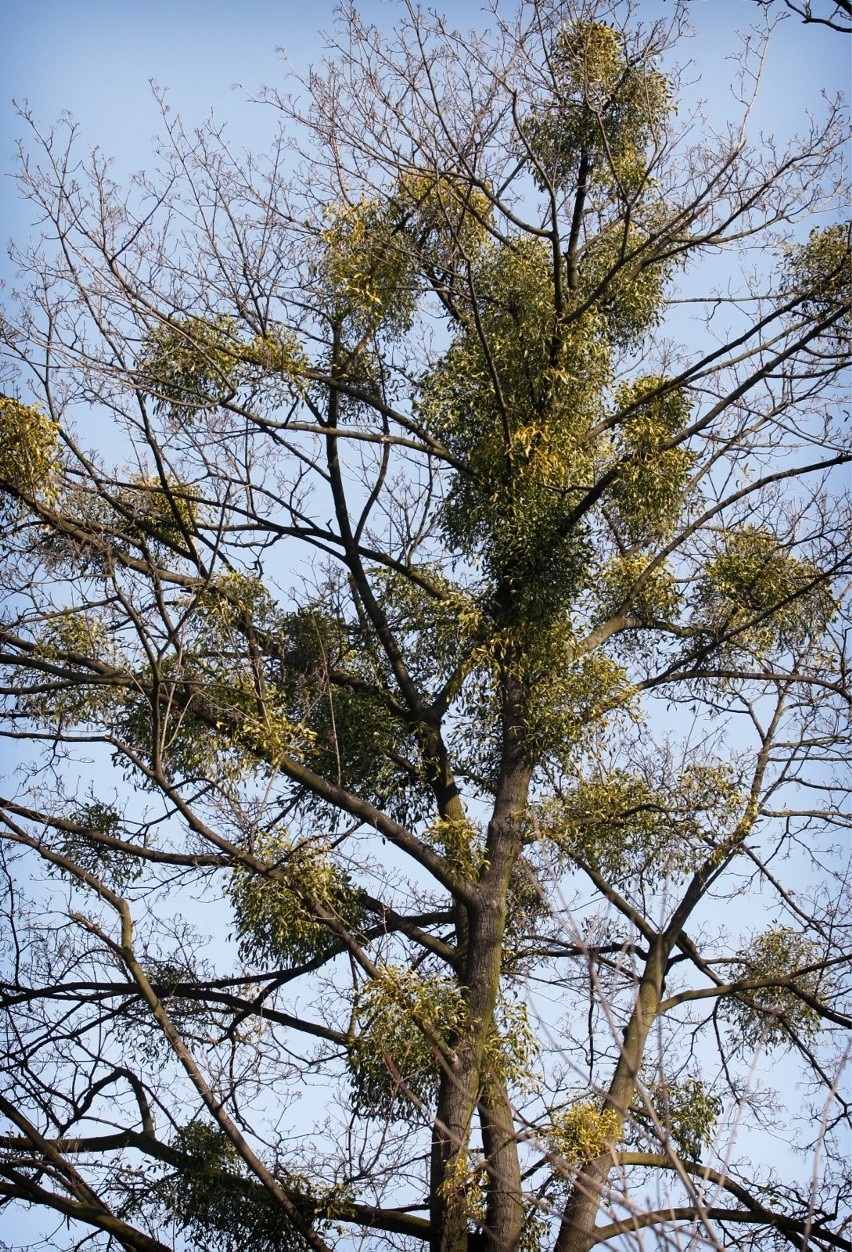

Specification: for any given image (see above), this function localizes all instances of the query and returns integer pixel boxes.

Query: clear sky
[0,0,848,266]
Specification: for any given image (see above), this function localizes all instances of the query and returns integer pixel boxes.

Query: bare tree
[747,0,851,32]
[0,3,849,1250]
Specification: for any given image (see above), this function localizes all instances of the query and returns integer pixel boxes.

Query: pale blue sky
[1,0,848,264]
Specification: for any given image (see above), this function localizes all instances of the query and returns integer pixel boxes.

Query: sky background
[0,3,847,1249]
[0,0,848,269]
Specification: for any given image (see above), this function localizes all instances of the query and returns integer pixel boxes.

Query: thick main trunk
[479,1079,524,1251]
[431,1047,482,1252]
[430,670,531,1252]
[431,901,519,1252]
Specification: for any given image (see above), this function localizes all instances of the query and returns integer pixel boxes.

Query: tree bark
[431,670,531,1252]
[479,1078,524,1251]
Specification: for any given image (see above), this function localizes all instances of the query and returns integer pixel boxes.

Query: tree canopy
[0,3,850,1251]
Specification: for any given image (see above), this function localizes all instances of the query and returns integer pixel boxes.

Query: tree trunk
[479,1078,524,1251]
[431,670,531,1252]
[431,1047,481,1252]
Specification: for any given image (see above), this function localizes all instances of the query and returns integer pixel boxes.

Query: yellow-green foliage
[548,1101,621,1165]
[139,315,306,417]
[647,1076,722,1161]
[723,927,829,1049]
[436,1149,487,1224]
[320,198,417,338]
[524,643,634,768]
[199,580,425,816]
[450,612,634,782]
[424,816,487,881]
[350,970,539,1118]
[230,831,364,969]
[420,237,606,608]
[200,571,281,634]
[374,568,477,697]
[242,326,309,380]
[785,221,851,337]
[524,20,671,198]
[24,611,124,728]
[33,610,121,666]
[0,395,60,515]
[425,235,608,453]
[239,702,314,765]
[699,527,835,654]
[320,172,490,344]
[117,672,311,793]
[482,995,541,1093]
[396,170,491,263]
[596,552,681,625]
[279,595,430,822]
[419,224,675,638]
[190,575,317,765]
[540,763,742,887]
[577,223,672,347]
[138,315,242,419]
[349,966,467,1115]
[608,377,694,543]
[114,473,201,552]
[164,1122,329,1252]
[60,802,141,891]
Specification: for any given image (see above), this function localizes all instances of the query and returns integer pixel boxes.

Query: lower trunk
[479,1079,523,1250]
[430,665,530,1251]
[552,1158,610,1252]
[430,1050,480,1252]
[430,902,523,1251]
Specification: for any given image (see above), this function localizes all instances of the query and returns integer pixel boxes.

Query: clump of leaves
[143,959,210,1036]
[547,1100,622,1166]
[163,1122,332,1252]
[349,965,467,1116]
[242,325,309,381]
[396,169,491,273]
[424,815,487,881]
[608,377,694,543]
[231,831,364,969]
[60,802,141,891]
[723,927,830,1050]
[578,222,673,347]
[201,571,285,634]
[135,576,319,778]
[698,527,835,655]
[524,635,635,769]
[420,237,604,614]
[21,611,125,729]
[524,20,672,199]
[596,551,681,625]
[540,763,742,888]
[0,395,61,517]
[482,994,541,1093]
[634,1075,722,1160]
[784,220,851,340]
[319,198,418,340]
[138,316,242,420]
[437,1148,487,1225]
[111,473,202,554]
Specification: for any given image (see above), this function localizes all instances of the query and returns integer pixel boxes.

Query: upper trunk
[430,671,532,1252]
